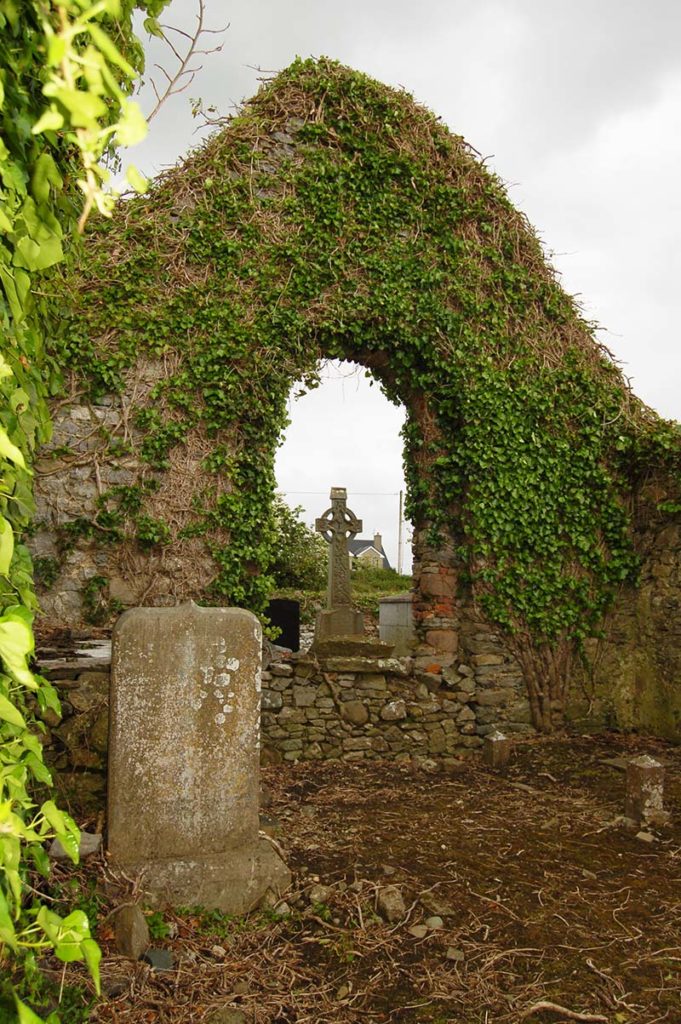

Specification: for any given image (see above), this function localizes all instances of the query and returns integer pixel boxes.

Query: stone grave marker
[625,754,670,826]
[482,731,511,771]
[313,486,364,643]
[108,603,290,912]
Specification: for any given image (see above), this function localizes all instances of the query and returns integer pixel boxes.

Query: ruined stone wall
[30,395,528,711]
[38,642,532,815]
[29,390,681,746]
[30,369,232,626]
[32,412,681,748]
[570,516,681,742]
[410,525,529,731]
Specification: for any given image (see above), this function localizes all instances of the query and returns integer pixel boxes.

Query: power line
[278,493,401,497]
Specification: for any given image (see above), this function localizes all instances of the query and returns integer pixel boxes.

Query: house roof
[349,538,392,571]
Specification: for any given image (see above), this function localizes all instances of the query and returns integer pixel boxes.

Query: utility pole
[397,489,404,575]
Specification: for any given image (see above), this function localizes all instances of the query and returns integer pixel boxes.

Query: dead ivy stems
[80,67,595,392]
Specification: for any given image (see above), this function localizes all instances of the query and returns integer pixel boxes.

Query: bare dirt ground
[47,733,681,1024]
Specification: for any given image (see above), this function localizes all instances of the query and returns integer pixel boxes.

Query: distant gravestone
[313,487,364,643]
[266,598,300,652]
[379,593,414,655]
[108,603,290,912]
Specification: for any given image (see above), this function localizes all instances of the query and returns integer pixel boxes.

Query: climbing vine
[0,0,167,1016]
[57,58,681,730]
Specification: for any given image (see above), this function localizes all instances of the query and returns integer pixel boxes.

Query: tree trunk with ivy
[511,638,574,733]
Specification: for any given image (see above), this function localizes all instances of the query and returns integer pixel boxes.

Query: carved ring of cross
[315,505,362,544]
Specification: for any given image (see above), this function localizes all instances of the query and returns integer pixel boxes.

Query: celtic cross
[315,487,362,609]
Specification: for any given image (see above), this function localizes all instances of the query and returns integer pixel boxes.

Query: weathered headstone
[625,754,670,826]
[482,731,511,771]
[379,593,414,655]
[108,603,290,912]
[313,487,364,643]
[265,598,300,652]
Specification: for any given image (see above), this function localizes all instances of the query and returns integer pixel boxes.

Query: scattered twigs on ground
[519,1001,609,1022]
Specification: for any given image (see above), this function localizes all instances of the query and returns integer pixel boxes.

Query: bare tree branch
[145,0,228,124]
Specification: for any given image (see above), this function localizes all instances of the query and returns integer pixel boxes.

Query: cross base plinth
[313,607,364,648]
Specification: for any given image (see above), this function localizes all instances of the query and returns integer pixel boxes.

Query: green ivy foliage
[60,59,680,677]
[0,0,167,1015]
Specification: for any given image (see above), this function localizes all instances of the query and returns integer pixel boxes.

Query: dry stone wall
[260,647,531,764]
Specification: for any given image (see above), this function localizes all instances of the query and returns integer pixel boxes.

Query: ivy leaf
[31,153,63,204]
[0,613,35,688]
[39,798,67,834]
[0,159,27,194]
[14,232,63,271]
[0,834,22,905]
[45,86,107,127]
[10,388,30,414]
[29,842,51,878]
[25,751,52,785]
[0,692,23,729]
[13,268,31,310]
[116,101,148,146]
[31,108,65,134]
[46,35,67,67]
[81,936,102,994]
[45,908,92,962]
[41,800,80,862]
[88,24,135,78]
[0,515,14,575]
[126,164,148,194]
[15,997,45,1024]
[0,426,26,468]
[36,678,61,715]
[143,16,165,38]
[0,887,17,949]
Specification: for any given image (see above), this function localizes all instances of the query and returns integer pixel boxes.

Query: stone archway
[34,58,681,738]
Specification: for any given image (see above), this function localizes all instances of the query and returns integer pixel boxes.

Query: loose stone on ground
[49,831,102,861]
[113,905,150,960]
[376,885,406,923]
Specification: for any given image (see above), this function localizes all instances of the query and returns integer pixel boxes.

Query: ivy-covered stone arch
[35,58,681,733]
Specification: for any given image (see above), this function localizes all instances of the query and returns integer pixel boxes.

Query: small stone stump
[482,731,511,771]
[108,604,290,912]
[625,754,670,826]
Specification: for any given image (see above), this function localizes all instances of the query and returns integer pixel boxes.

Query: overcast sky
[127,0,681,569]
